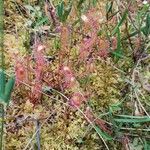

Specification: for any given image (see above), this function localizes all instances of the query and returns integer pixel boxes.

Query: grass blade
[4,76,15,104]
[94,125,113,141]
[0,70,5,94]
[114,117,150,123]
[112,10,128,35]
[115,115,150,119]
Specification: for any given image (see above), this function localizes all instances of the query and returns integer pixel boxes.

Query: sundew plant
[0,0,150,150]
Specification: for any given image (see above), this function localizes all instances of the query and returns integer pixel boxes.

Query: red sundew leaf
[34,67,43,81]
[33,43,47,81]
[15,60,27,86]
[58,25,70,63]
[82,8,100,30]
[99,39,110,51]
[95,119,112,135]
[69,92,85,107]
[44,0,58,26]
[60,25,70,50]
[120,135,130,150]
[30,82,42,105]
[28,42,46,105]
[98,39,110,58]
[86,61,95,73]
[60,66,77,89]
[81,33,97,50]
[107,15,117,25]
[79,49,90,60]
[99,49,109,58]
[79,9,99,60]
[79,33,97,60]
[85,107,112,134]
[63,74,76,89]
[34,44,46,67]
[61,66,73,75]
[111,37,117,50]
[84,107,95,122]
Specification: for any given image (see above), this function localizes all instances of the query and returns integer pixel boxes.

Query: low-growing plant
[2,0,150,149]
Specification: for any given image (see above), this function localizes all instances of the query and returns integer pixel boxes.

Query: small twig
[35,119,41,150]
[138,89,150,107]
[23,110,59,150]
[121,127,150,132]
[125,133,150,139]
[134,90,150,117]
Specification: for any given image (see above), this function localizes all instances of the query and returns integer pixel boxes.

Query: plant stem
[35,120,41,150]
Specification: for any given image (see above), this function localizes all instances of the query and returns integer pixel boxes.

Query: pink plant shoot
[85,107,112,134]
[69,92,85,107]
[31,81,43,105]
[79,9,99,60]
[30,42,46,104]
[98,39,110,58]
[60,66,76,89]
[14,54,27,86]
[111,37,117,51]
[15,61,26,86]
[33,43,46,80]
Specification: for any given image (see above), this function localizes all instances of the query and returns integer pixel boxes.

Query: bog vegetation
[0,0,150,149]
